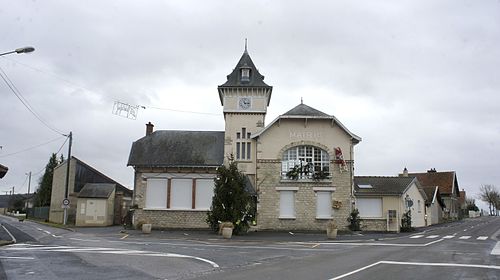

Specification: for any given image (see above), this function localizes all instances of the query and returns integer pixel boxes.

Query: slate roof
[407,171,459,197]
[78,183,115,198]
[56,156,131,196]
[283,103,331,117]
[252,103,361,143]
[354,176,418,196]
[218,49,271,88]
[128,131,225,168]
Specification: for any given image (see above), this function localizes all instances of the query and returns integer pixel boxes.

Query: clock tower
[218,44,273,177]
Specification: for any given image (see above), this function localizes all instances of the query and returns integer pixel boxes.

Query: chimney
[146,122,154,136]
[402,167,408,177]
[427,168,436,173]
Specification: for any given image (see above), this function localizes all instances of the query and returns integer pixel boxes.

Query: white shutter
[279,191,295,218]
[171,179,192,209]
[145,179,167,209]
[195,179,214,210]
[316,191,332,219]
[357,198,383,218]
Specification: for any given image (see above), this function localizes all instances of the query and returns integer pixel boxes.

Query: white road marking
[299,239,444,247]
[329,260,500,279]
[426,235,439,239]
[4,244,219,268]
[491,242,500,255]
[459,236,471,240]
[69,238,101,242]
[410,235,423,239]
[443,235,454,239]
[477,236,488,240]
[0,256,35,260]
[329,261,382,280]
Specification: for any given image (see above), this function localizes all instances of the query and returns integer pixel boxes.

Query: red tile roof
[407,171,459,197]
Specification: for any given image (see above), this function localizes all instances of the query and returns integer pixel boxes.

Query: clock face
[239,97,251,109]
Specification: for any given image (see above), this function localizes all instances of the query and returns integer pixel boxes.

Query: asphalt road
[0,215,499,280]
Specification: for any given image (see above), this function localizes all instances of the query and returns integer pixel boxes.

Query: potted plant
[220,222,234,239]
[326,220,338,239]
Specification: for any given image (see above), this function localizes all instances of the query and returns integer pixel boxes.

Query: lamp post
[0,46,35,57]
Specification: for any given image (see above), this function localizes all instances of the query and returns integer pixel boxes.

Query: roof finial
[301,97,303,104]
[244,38,248,53]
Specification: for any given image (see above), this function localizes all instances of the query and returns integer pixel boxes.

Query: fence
[27,206,50,221]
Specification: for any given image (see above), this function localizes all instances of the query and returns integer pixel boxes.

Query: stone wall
[360,219,389,231]
[133,209,209,229]
[256,160,354,231]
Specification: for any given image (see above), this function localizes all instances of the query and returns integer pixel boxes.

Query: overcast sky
[1,0,499,210]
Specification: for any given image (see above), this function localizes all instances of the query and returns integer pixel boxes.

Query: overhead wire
[2,58,220,117]
[0,66,65,135]
[0,136,66,158]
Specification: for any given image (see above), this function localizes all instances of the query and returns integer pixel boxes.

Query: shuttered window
[170,179,192,209]
[279,191,295,219]
[316,191,332,219]
[145,179,167,209]
[196,179,214,210]
[357,198,383,218]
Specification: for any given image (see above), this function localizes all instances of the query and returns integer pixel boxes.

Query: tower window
[241,68,250,82]
[236,128,251,161]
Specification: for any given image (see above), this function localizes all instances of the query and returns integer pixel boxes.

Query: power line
[2,58,220,118]
[0,67,65,135]
[0,136,65,158]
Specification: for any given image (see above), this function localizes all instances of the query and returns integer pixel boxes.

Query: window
[236,128,251,160]
[357,198,383,218]
[316,191,332,219]
[417,200,421,213]
[196,179,214,210]
[281,145,330,179]
[170,179,192,209]
[241,68,250,82]
[146,178,214,210]
[279,191,295,219]
[145,178,167,208]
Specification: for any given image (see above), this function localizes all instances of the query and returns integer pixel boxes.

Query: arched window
[281,145,330,180]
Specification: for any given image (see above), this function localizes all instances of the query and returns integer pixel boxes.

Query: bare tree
[479,184,499,216]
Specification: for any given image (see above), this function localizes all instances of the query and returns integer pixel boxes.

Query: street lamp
[0,46,35,57]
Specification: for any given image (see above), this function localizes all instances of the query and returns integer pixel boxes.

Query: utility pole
[25,171,32,217]
[63,132,72,226]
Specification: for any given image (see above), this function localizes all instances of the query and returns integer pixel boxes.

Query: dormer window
[241,68,250,82]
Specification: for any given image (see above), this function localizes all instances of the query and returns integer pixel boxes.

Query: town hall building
[128,46,361,231]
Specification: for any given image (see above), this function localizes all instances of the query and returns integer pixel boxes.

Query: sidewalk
[72,225,418,243]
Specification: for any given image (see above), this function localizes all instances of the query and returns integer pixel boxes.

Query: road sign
[62,198,70,207]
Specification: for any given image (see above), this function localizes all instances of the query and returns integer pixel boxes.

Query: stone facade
[134,209,208,229]
[257,160,354,231]
[360,219,388,231]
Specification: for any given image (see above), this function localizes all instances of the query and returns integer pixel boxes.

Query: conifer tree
[34,153,61,207]
[207,157,255,234]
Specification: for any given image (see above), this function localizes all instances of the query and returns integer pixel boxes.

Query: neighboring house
[0,163,8,179]
[354,176,427,232]
[0,194,34,214]
[128,129,224,229]
[128,47,362,231]
[421,186,445,225]
[0,195,11,214]
[76,183,117,226]
[406,169,461,220]
[49,156,132,225]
